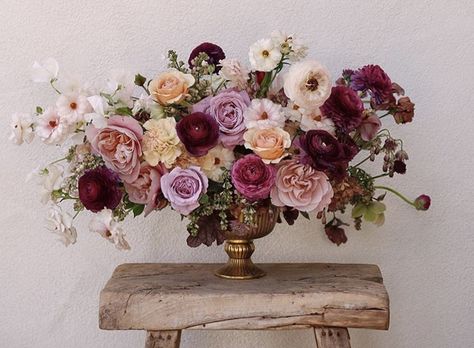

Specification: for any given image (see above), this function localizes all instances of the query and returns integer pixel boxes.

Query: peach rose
[149,70,195,105]
[270,160,334,212]
[86,116,143,183]
[243,127,291,164]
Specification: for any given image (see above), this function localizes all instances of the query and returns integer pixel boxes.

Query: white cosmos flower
[35,107,72,145]
[300,108,336,134]
[284,60,332,110]
[219,58,249,89]
[56,92,92,125]
[9,112,35,145]
[31,58,59,83]
[244,98,285,129]
[45,204,77,247]
[89,209,130,250]
[248,38,282,72]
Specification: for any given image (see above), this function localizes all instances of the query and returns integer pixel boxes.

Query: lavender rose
[193,89,250,148]
[176,112,219,156]
[86,116,143,183]
[188,42,226,72]
[160,166,208,215]
[321,86,364,133]
[231,154,276,201]
[78,167,122,212]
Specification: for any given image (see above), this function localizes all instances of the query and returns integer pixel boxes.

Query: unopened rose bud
[414,194,431,211]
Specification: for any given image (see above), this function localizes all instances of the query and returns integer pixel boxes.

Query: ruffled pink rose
[160,166,208,215]
[271,160,334,212]
[86,116,143,183]
[192,89,250,148]
[231,154,276,201]
[123,162,168,216]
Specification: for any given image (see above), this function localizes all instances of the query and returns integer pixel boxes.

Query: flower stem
[49,157,67,165]
[353,155,371,168]
[374,185,415,207]
[372,173,389,180]
[50,78,61,94]
[379,112,391,119]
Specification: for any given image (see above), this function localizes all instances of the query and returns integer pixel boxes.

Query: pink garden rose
[271,160,334,212]
[123,162,168,216]
[86,116,143,183]
[231,154,276,201]
[160,166,208,215]
[192,89,250,148]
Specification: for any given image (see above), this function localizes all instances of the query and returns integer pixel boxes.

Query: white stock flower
[85,95,109,128]
[56,92,92,124]
[244,98,285,129]
[248,38,282,72]
[28,164,64,204]
[106,70,135,107]
[9,112,34,145]
[219,58,249,89]
[89,209,130,250]
[35,107,72,145]
[31,58,59,83]
[284,60,332,110]
[300,108,336,134]
[45,204,77,247]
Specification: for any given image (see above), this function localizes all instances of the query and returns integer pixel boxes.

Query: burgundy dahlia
[188,42,226,72]
[321,86,364,133]
[176,112,219,156]
[351,64,392,104]
[297,130,355,180]
[231,154,276,201]
[78,167,122,212]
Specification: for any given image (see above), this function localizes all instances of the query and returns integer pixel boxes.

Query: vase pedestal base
[215,240,265,280]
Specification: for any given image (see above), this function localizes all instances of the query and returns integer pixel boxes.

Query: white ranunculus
[284,60,332,110]
[244,98,285,129]
[248,38,282,72]
[300,108,336,134]
[35,107,72,145]
[198,145,235,182]
[45,204,77,247]
[31,58,59,83]
[89,209,130,250]
[9,112,35,145]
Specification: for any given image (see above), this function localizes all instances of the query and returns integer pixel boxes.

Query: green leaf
[300,211,310,220]
[131,204,145,217]
[199,194,209,205]
[134,73,146,87]
[115,107,133,116]
[36,106,43,114]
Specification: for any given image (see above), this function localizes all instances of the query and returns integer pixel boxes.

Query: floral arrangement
[10,31,430,250]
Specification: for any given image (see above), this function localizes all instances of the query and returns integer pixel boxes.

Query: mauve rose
[86,116,143,183]
[160,166,208,215]
[123,162,168,216]
[188,42,226,72]
[192,89,250,148]
[176,112,219,156]
[78,167,122,212]
[270,160,333,212]
[321,86,364,133]
[231,154,276,201]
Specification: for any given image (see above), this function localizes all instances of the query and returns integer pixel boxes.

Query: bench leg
[314,327,351,348]
[145,330,181,348]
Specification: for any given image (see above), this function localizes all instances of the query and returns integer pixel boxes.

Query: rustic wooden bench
[99,263,389,347]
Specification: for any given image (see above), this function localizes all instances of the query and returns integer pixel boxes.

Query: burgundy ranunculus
[188,42,226,72]
[321,86,364,133]
[231,154,276,201]
[78,167,122,212]
[176,112,219,156]
[297,130,354,180]
[350,65,392,104]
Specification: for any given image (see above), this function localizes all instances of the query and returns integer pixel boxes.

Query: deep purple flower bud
[393,160,407,174]
[78,167,122,212]
[414,195,431,211]
[188,42,226,72]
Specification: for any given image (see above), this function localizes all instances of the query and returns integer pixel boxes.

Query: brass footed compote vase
[216,204,279,280]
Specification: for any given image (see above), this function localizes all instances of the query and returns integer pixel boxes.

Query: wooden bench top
[99,263,389,331]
